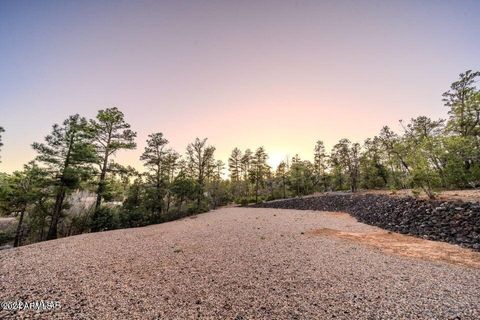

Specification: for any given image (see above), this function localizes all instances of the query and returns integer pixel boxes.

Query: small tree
[186,138,215,207]
[210,160,226,208]
[120,175,148,227]
[228,147,243,182]
[249,147,269,203]
[379,125,437,198]
[288,155,315,196]
[0,162,48,246]
[140,133,169,217]
[163,149,181,213]
[331,139,360,192]
[241,149,253,198]
[228,147,243,199]
[402,116,447,188]
[359,137,388,189]
[90,107,137,211]
[32,114,96,240]
[276,161,287,198]
[443,70,480,137]
[170,170,198,211]
[313,140,328,191]
[378,126,411,188]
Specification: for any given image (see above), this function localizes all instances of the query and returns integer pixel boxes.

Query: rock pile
[252,194,480,251]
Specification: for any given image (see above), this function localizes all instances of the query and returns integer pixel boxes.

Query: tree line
[0,70,479,247]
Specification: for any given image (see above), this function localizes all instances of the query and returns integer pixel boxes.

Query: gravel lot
[1,207,479,319]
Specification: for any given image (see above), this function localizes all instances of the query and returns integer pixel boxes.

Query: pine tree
[163,149,181,213]
[140,133,169,216]
[276,161,287,198]
[443,70,480,137]
[0,162,48,246]
[228,147,242,182]
[90,107,136,211]
[313,140,328,191]
[331,139,360,192]
[186,138,215,207]
[249,147,269,203]
[241,149,253,197]
[32,114,96,239]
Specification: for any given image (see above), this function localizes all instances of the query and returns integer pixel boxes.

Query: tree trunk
[155,166,162,216]
[95,153,109,212]
[14,208,26,247]
[39,214,46,241]
[422,185,436,199]
[47,186,66,240]
[197,186,201,207]
[196,177,204,208]
[166,192,171,213]
[351,172,358,193]
[179,195,185,211]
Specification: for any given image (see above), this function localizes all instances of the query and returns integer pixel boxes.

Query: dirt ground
[310,212,480,268]
[1,207,479,319]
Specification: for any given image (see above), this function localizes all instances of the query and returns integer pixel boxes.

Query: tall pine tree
[90,107,136,211]
[32,115,96,239]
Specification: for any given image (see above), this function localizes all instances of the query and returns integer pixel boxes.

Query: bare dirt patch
[309,227,480,269]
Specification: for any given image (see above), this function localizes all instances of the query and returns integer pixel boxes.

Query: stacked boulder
[252,194,480,251]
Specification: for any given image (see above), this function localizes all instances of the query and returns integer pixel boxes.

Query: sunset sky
[1,1,479,173]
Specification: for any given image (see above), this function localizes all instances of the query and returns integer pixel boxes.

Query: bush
[248,197,258,204]
[187,201,210,214]
[411,189,421,198]
[0,230,14,247]
[118,208,146,228]
[89,207,118,232]
[238,198,249,206]
[68,213,91,236]
[388,186,398,195]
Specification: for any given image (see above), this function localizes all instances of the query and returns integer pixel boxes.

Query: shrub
[187,202,210,214]
[411,189,421,198]
[0,230,14,247]
[89,207,118,232]
[118,208,146,228]
[239,198,249,206]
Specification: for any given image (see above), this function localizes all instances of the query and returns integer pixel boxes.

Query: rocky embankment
[252,194,480,251]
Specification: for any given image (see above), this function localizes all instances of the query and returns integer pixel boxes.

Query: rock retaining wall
[252,194,480,251]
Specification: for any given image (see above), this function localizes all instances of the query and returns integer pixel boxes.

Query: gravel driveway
[1,207,479,319]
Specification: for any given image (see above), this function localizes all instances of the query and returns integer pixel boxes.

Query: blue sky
[1,0,479,172]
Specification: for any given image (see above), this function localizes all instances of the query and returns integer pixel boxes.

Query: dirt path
[1,208,479,319]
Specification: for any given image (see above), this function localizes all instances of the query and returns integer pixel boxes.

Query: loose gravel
[252,194,480,250]
[1,207,479,319]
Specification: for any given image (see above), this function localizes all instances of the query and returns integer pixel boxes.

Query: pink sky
[1,1,479,173]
